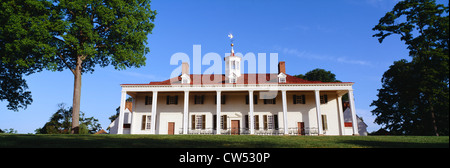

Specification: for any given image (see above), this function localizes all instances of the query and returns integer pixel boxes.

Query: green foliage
[0,0,59,111]
[294,68,341,83]
[371,0,449,135]
[35,103,102,134]
[0,0,156,111]
[294,68,348,101]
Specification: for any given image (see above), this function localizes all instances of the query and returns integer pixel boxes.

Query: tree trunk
[71,56,82,134]
[430,104,439,136]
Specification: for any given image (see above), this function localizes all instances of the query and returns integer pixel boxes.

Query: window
[293,95,306,104]
[182,78,188,84]
[141,115,151,130]
[230,77,236,83]
[145,96,152,105]
[320,95,328,104]
[321,114,328,131]
[263,115,278,130]
[221,115,227,129]
[264,98,276,104]
[191,115,206,130]
[194,95,204,104]
[279,77,286,83]
[231,60,236,69]
[166,96,178,105]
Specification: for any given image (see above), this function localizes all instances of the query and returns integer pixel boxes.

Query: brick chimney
[125,101,133,111]
[182,62,189,75]
[278,61,286,74]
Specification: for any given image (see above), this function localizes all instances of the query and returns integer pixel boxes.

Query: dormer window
[181,74,190,84]
[278,73,287,83]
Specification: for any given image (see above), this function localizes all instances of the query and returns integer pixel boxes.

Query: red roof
[121,73,352,85]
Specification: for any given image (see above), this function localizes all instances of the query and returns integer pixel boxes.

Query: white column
[336,94,345,135]
[130,96,136,134]
[117,91,126,134]
[348,90,359,136]
[249,90,254,135]
[216,91,221,134]
[314,90,323,135]
[183,91,189,134]
[151,91,158,134]
[281,90,288,135]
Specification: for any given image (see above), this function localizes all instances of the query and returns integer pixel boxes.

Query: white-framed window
[141,115,151,130]
[195,115,203,129]
[231,60,236,69]
[192,115,206,130]
[230,78,236,83]
[267,115,274,130]
[279,77,286,83]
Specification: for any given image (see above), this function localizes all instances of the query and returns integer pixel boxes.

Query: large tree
[371,0,448,136]
[1,0,156,134]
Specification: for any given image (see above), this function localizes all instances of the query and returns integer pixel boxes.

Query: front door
[231,120,240,135]
[298,122,305,135]
[168,122,175,135]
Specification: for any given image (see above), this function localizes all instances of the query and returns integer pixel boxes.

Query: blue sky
[1,0,447,134]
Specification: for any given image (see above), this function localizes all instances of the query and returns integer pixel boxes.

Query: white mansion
[110,42,360,136]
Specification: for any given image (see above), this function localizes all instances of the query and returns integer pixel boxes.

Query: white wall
[128,90,344,135]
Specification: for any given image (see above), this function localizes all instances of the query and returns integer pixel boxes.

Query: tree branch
[57,53,75,75]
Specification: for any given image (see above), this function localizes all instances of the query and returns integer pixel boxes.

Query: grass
[0,134,448,148]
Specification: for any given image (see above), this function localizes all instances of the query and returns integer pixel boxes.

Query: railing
[179,127,319,136]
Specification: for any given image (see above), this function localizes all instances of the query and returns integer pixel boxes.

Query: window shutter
[222,95,226,104]
[274,115,279,129]
[245,95,249,104]
[264,99,267,104]
[166,96,170,105]
[191,115,195,130]
[175,95,178,105]
[141,115,146,130]
[202,115,206,129]
[214,95,217,104]
[254,95,258,104]
[245,115,249,129]
[145,96,149,105]
[293,95,297,104]
[273,98,276,104]
[254,115,259,130]
[302,95,306,104]
[213,115,217,130]
[222,115,227,129]
[324,95,328,103]
[263,115,268,130]
[201,95,204,104]
[322,115,328,131]
[194,95,197,104]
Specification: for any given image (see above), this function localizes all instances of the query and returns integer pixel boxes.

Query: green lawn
[0,134,448,148]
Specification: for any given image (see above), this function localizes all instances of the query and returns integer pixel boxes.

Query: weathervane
[228,33,234,56]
